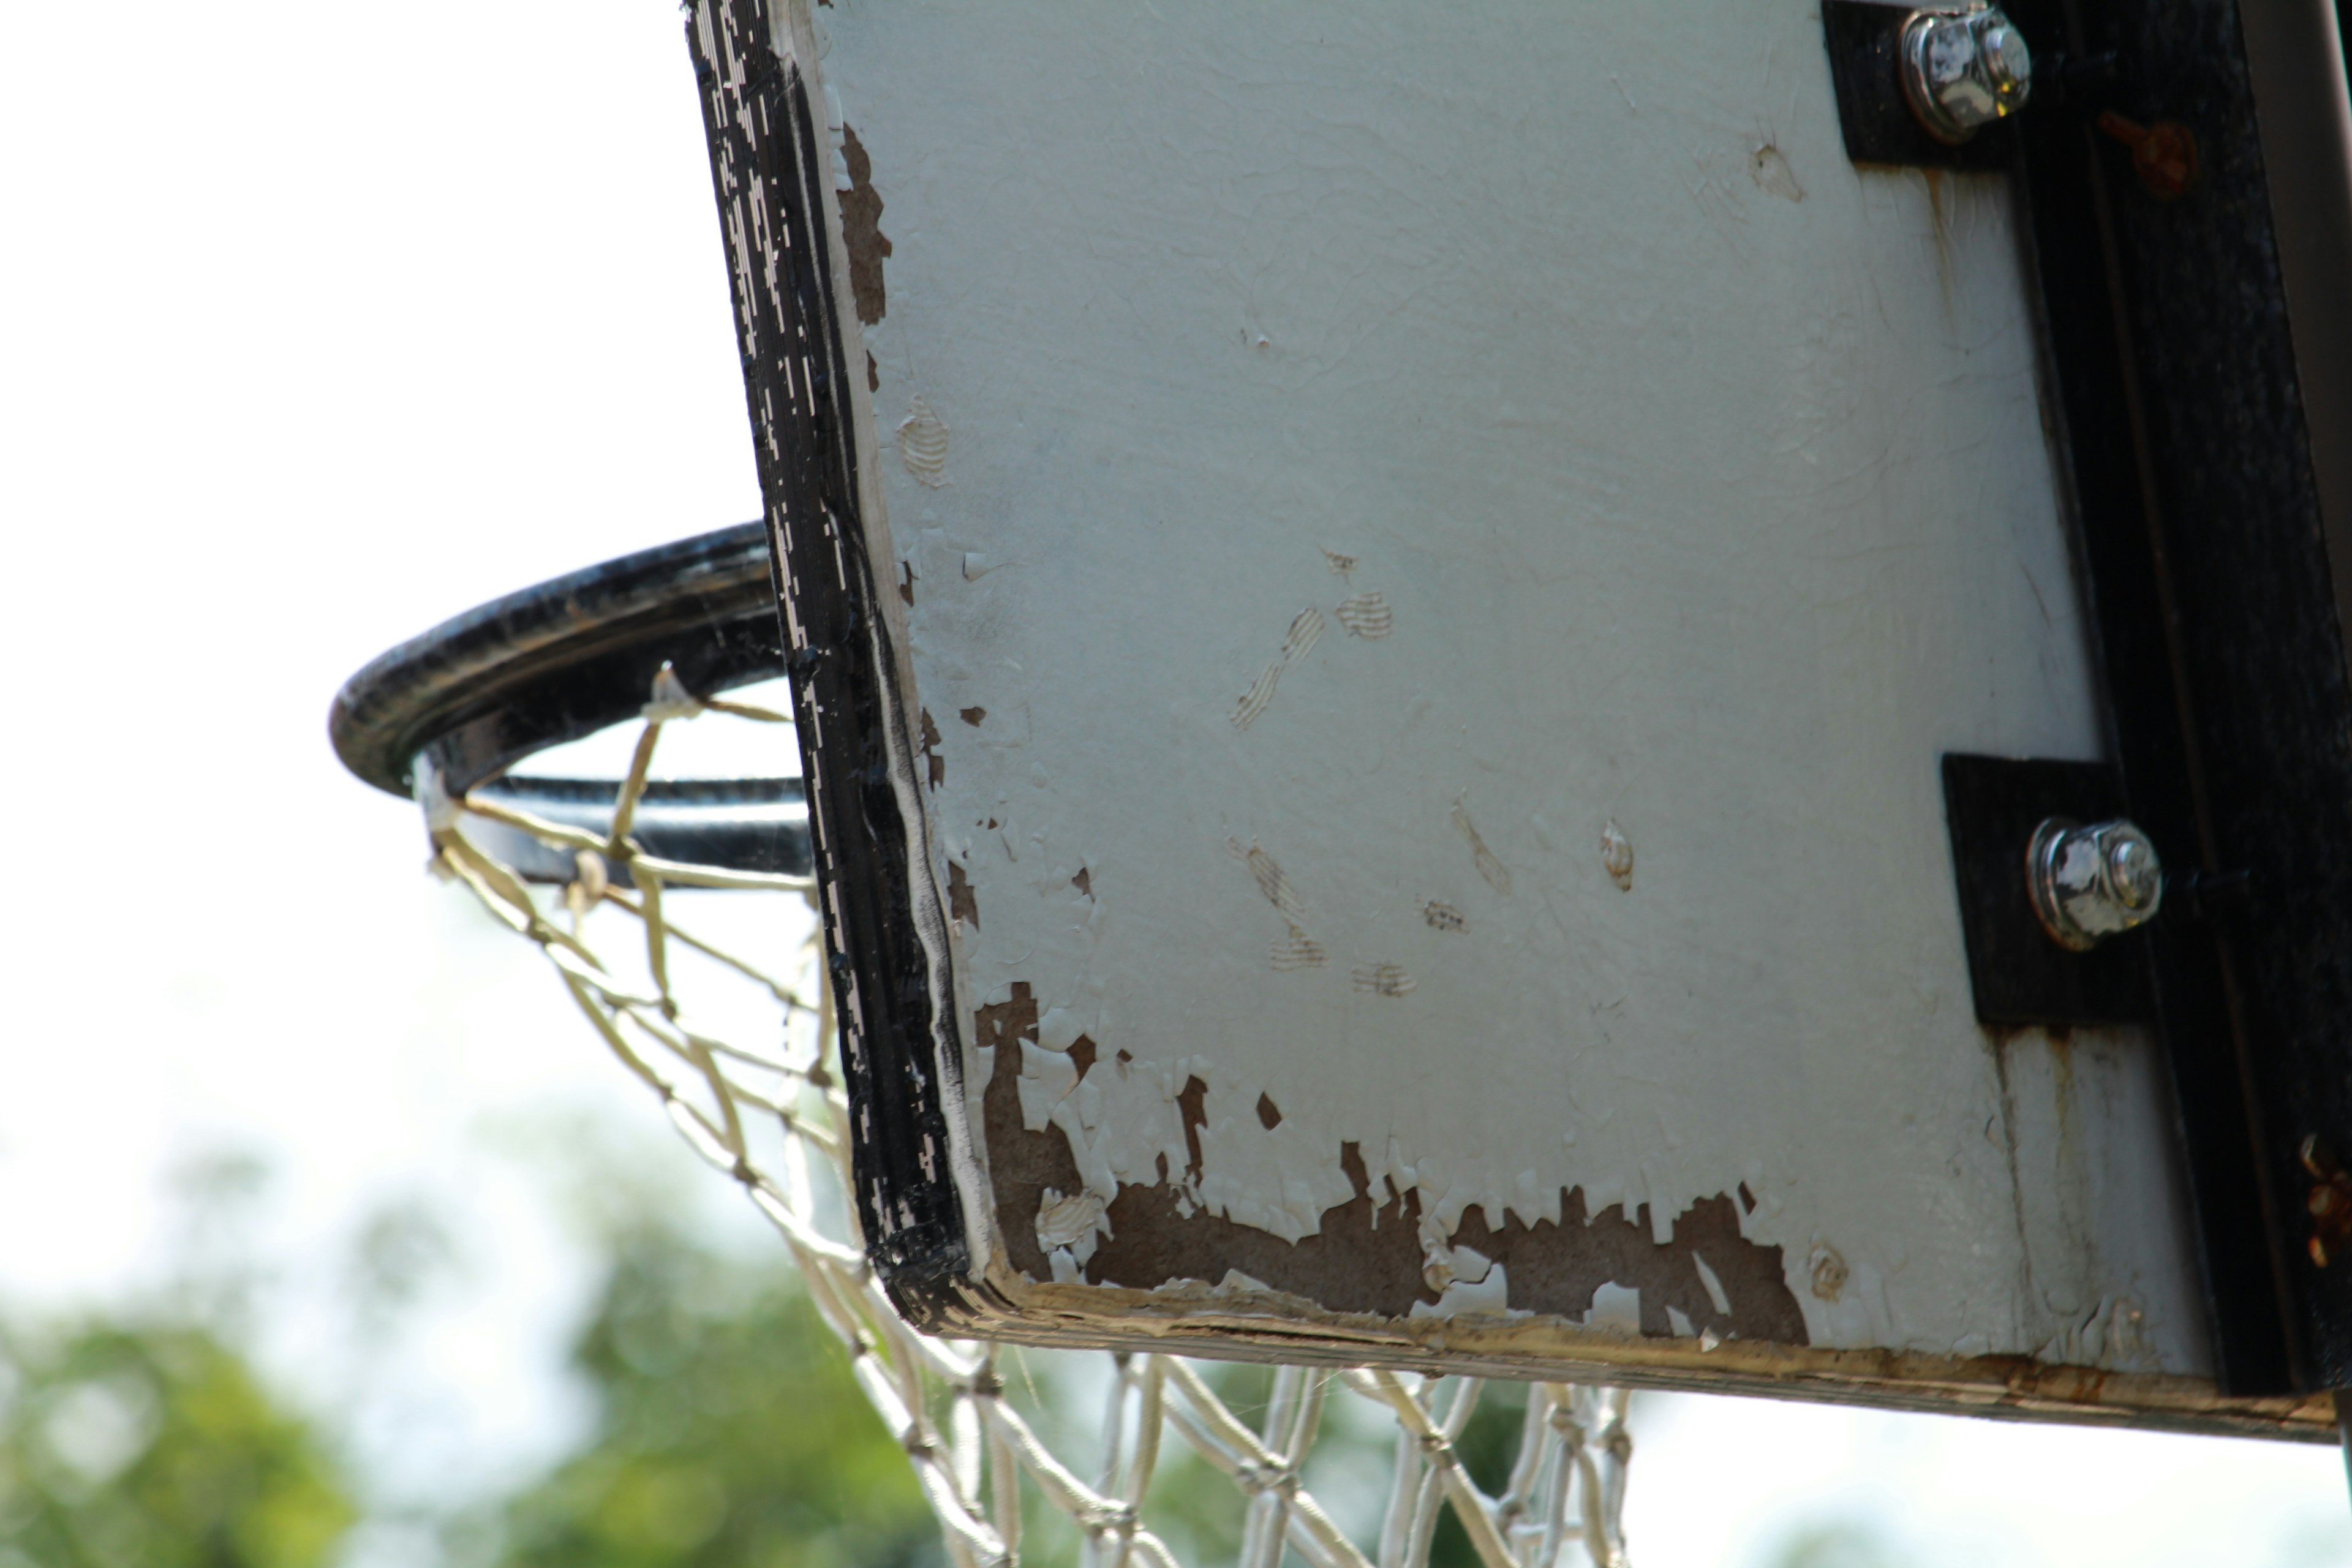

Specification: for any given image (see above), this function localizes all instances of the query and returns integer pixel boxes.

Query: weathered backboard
[685,0,2352,1437]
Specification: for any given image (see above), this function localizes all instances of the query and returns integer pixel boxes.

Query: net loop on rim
[371,581,1636,1567]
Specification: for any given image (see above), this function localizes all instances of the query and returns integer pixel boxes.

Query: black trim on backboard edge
[1999,0,2352,1395]
[685,0,969,1324]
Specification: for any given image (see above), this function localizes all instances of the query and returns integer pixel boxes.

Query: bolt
[2026,818,2166,951]
[2103,831,2161,911]
[1901,6,2034,144]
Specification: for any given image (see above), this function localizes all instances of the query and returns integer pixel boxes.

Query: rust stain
[976,985,1806,1341]
[959,706,986,726]
[837,125,891,326]
[948,861,978,929]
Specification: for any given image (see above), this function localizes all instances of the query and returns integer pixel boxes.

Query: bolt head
[1903,7,2035,144]
[2100,827,2161,911]
[2027,816,2166,949]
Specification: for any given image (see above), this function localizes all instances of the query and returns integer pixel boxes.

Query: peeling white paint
[1413,1257,1517,1319]
[898,396,949,486]
[808,0,2219,1389]
[1036,1187,1106,1253]
[1600,820,1634,892]
[1692,1252,1733,1318]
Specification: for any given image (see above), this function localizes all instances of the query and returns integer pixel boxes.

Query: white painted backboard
[774,0,2331,1435]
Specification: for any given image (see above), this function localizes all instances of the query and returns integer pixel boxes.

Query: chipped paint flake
[1809,1243,1849,1302]
[1692,1250,1733,1317]
[1232,839,1307,921]
[1584,1282,1644,1335]
[1230,608,1324,728]
[1270,925,1328,970]
[1036,1186,1106,1251]
[899,396,949,486]
[1453,802,1512,895]
[1336,590,1393,638]
[1750,142,1804,203]
[1601,819,1634,891]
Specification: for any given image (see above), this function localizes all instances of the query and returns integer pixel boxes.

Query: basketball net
[424,668,1635,1568]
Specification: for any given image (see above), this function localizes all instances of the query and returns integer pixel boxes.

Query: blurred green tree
[0,1317,356,1568]
[486,1222,937,1568]
[1766,1518,1905,1568]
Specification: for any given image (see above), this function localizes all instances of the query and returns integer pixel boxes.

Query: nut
[2026,817,2165,951]
[1902,6,2034,145]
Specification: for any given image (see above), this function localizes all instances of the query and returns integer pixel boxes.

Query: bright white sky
[0,3,2346,1564]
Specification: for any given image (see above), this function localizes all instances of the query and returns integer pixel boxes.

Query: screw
[2026,817,2165,951]
[1901,6,2035,145]
[2095,113,2199,200]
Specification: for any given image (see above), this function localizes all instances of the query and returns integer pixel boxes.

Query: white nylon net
[423,671,1635,1568]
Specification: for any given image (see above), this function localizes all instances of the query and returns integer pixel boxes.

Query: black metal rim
[328,523,784,800]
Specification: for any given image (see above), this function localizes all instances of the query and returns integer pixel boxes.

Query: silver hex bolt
[2027,817,2164,951]
[1901,6,2034,144]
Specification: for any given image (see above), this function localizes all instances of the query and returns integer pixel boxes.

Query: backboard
[683,0,2352,1438]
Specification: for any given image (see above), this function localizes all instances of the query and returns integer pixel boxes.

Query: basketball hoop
[332,527,1639,1568]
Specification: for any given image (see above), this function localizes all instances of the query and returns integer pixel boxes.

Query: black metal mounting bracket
[1822,1,2015,170]
[1942,753,2155,1028]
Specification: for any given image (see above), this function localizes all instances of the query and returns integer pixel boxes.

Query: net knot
[1078,1502,1139,1532]
[643,660,707,722]
[1234,1463,1298,1498]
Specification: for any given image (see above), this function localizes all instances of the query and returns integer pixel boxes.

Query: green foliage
[487,1223,937,1568]
[0,1319,356,1568]
[1766,1518,1905,1568]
